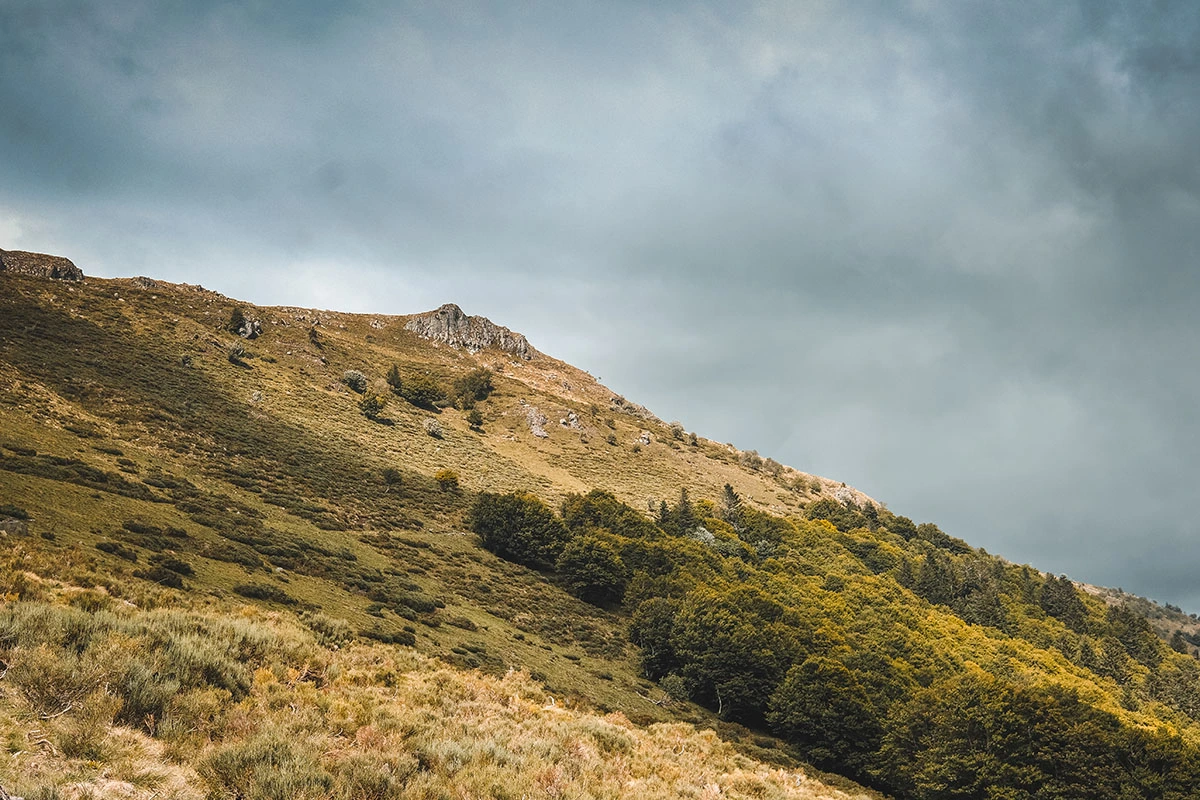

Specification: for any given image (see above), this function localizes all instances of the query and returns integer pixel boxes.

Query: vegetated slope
[2,265,1200,799]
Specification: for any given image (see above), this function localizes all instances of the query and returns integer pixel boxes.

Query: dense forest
[473,486,1200,798]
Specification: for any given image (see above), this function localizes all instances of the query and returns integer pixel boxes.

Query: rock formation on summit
[0,249,84,281]
[405,303,534,360]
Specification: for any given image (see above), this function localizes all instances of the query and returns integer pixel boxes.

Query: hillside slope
[4,259,1200,799]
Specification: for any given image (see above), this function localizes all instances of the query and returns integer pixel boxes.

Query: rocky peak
[404,303,534,360]
[0,248,84,281]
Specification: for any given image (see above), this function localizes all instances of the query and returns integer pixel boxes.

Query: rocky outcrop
[0,249,83,280]
[404,303,533,360]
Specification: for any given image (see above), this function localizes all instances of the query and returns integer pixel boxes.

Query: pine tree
[720,484,743,530]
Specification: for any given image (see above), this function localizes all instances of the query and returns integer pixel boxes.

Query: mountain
[2,253,1200,799]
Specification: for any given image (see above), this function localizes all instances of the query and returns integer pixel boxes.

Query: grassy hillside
[4,268,1200,799]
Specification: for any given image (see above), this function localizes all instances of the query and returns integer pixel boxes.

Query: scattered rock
[405,303,534,360]
[130,276,158,289]
[527,407,549,438]
[0,248,83,280]
[560,411,582,430]
[237,317,263,339]
[424,418,444,439]
[370,319,385,329]
[638,430,652,446]
[0,517,29,537]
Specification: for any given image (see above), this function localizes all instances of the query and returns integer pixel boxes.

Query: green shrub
[133,566,185,589]
[96,541,138,561]
[233,583,296,606]
[343,370,368,393]
[359,393,387,420]
[400,373,445,409]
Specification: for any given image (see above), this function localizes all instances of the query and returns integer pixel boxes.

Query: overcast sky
[3,1,1199,609]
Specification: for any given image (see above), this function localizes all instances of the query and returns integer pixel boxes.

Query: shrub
[469,491,569,569]
[660,672,689,702]
[669,421,685,440]
[359,393,387,420]
[133,566,185,589]
[228,343,247,365]
[149,554,195,576]
[199,732,334,800]
[343,370,368,393]
[301,612,354,648]
[233,583,296,606]
[423,418,443,439]
[96,540,138,561]
[400,373,446,409]
[0,504,29,519]
[466,409,484,429]
[434,469,459,492]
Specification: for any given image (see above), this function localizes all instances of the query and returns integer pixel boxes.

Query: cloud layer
[3,1,1199,606]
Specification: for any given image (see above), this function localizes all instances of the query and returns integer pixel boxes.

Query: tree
[629,598,682,680]
[720,484,743,530]
[452,368,494,409]
[469,491,569,569]
[767,656,881,775]
[670,585,802,723]
[669,488,698,536]
[386,364,403,394]
[556,534,628,605]
[1039,574,1089,632]
[227,307,246,335]
[381,468,402,491]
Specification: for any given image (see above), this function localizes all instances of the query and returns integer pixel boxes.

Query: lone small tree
[386,364,403,394]
[381,467,402,491]
[227,307,246,335]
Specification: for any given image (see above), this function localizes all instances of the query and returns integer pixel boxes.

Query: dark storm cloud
[2,1,1199,606]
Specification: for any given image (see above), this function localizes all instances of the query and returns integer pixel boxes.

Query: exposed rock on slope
[405,303,534,359]
[0,248,83,280]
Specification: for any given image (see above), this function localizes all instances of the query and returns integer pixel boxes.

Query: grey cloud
[3,0,1200,607]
